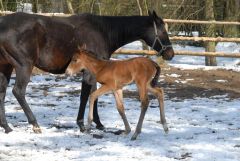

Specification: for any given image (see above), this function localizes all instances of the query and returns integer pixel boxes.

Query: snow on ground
[0,73,239,161]
[0,42,240,160]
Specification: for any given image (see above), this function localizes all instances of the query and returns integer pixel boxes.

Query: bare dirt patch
[124,65,240,100]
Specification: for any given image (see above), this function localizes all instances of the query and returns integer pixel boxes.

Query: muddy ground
[124,65,240,101]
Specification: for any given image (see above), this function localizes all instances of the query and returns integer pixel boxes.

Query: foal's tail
[151,62,161,87]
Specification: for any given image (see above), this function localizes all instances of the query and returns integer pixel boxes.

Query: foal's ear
[78,43,87,50]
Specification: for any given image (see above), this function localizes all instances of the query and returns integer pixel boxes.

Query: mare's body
[0,11,174,133]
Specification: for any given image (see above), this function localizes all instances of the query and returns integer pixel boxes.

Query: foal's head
[145,10,174,60]
[66,49,87,75]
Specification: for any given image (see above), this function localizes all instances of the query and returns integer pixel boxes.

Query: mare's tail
[151,62,161,87]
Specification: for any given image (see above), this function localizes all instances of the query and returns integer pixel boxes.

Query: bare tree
[205,0,217,66]
[0,0,4,11]
[66,0,74,14]
[136,0,143,15]
[32,0,38,13]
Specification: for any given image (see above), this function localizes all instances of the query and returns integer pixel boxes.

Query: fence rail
[114,49,240,58]
[164,19,240,25]
[170,36,240,43]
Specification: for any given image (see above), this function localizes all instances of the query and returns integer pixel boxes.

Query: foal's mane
[79,49,103,60]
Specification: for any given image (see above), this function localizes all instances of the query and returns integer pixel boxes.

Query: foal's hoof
[33,126,42,134]
[96,124,105,131]
[131,135,137,141]
[131,133,139,140]
[163,123,169,134]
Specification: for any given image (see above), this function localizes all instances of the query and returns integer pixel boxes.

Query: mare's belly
[36,48,71,73]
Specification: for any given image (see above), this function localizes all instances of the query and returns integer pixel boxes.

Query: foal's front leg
[86,85,111,132]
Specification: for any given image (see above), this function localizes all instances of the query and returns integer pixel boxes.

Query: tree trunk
[0,0,4,11]
[204,0,217,66]
[136,0,143,15]
[223,0,239,37]
[32,0,38,13]
[90,0,96,13]
[66,0,74,14]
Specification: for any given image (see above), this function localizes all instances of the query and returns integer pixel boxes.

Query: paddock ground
[123,65,240,100]
[0,66,239,161]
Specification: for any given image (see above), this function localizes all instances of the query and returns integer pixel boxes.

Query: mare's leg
[91,83,104,130]
[113,89,131,134]
[13,65,41,133]
[77,81,104,132]
[0,65,13,133]
[148,85,168,133]
[131,83,149,140]
[86,85,110,132]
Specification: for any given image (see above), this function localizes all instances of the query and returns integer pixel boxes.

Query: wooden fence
[0,11,239,58]
[115,19,240,58]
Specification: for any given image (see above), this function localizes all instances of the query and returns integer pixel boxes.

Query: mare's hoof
[79,125,86,132]
[33,126,42,134]
[5,127,13,134]
[96,124,105,131]
[77,121,86,132]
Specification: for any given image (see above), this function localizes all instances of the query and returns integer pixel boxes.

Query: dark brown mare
[0,11,174,133]
[66,48,168,140]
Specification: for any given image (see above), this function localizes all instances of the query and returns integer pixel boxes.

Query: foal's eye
[73,59,78,63]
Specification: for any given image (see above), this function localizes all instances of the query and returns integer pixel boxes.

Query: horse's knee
[157,88,164,98]
[141,98,149,108]
[12,87,20,98]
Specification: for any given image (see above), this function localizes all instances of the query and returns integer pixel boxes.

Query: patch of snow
[216,80,228,83]
[0,74,239,161]
[167,74,181,78]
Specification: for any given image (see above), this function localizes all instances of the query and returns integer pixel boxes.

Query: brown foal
[66,49,168,140]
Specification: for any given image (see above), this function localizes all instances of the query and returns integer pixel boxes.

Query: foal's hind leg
[113,89,131,135]
[131,83,149,140]
[0,65,13,133]
[13,65,41,133]
[148,85,168,133]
